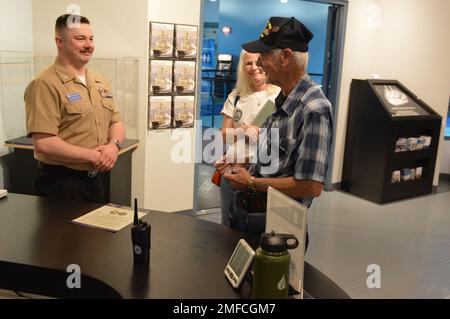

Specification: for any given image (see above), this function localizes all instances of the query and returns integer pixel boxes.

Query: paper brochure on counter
[72,204,147,232]
[266,187,307,298]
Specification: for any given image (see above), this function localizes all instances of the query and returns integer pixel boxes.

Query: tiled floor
[197,177,450,299]
[306,188,450,299]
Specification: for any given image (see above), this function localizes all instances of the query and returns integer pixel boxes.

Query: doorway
[194,0,348,215]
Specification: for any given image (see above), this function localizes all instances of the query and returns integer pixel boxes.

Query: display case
[341,79,442,203]
[0,51,139,143]
[0,51,140,205]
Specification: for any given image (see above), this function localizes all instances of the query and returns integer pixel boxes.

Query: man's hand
[89,149,102,168]
[214,155,247,174]
[213,160,232,174]
[223,166,252,189]
[94,143,119,171]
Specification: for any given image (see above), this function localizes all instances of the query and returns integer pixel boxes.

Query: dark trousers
[232,190,310,253]
[34,163,106,203]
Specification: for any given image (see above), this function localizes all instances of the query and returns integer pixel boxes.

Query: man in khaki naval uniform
[24,14,125,203]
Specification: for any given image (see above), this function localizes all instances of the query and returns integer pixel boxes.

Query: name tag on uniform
[99,88,113,99]
[66,92,82,102]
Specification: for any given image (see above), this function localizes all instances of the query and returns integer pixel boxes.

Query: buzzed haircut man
[55,14,90,36]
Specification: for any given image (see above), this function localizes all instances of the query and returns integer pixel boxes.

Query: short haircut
[55,14,90,36]
[293,51,309,72]
[273,49,309,72]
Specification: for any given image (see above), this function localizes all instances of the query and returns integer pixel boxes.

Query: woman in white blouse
[217,49,280,226]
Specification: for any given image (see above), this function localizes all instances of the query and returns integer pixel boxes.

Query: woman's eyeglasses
[244,61,259,68]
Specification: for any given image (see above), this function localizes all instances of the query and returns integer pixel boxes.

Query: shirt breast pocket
[63,102,91,134]
[277,137,296,162]
[101,99,114,125]
[65,102,90,114]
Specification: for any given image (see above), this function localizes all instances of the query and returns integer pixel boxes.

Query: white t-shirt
[77,74,86,85]
[220,85,281,162]
[220,85,281,127]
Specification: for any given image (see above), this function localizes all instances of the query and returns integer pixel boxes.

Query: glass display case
[0,50,139,147]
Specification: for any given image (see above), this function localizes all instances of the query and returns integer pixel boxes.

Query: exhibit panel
[341,79,441,203]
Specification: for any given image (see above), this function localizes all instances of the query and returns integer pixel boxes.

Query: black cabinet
[341,79,441,203]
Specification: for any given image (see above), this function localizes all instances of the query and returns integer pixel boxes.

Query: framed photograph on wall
[175,24,198,59]
[174,61,196,94]
[148,96,172,130]
[150,22,174,58]
[173,96,195,128]
[149,60,173,94]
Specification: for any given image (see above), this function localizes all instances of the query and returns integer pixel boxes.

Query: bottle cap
[260,231,299,253]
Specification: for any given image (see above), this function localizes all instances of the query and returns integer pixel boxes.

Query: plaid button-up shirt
[249,74,333,208]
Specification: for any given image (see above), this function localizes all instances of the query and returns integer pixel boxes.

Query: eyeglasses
[244,61,259,68]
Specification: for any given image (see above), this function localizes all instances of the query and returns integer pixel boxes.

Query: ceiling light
[222,25,232,35]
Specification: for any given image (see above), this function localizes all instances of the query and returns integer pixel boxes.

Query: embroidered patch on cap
[260,20,281,39]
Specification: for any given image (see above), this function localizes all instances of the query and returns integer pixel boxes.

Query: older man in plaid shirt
[222,17,333,236]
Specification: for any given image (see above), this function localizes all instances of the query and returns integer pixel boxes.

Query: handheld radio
[131,198,151,264]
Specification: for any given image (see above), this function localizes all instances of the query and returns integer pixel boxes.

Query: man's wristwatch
[248,176,256,192]
[111,138,123,151]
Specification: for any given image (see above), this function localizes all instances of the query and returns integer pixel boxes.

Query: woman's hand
[240,124,260,141]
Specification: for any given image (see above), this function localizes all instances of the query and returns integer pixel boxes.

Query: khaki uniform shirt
[24,60,121,171]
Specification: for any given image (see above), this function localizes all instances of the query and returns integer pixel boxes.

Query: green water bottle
[252,232,299,299]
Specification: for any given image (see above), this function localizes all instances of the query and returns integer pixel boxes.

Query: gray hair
[272,49,309,72]
[293,51,309,71]
[234,49,278,97]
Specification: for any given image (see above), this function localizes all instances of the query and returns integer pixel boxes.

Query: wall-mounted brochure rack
[148,22,198,130]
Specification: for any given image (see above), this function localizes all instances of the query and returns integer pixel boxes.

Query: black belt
[38,162,99,178]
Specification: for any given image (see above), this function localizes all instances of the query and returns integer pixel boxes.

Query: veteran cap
[242,16,314,53]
